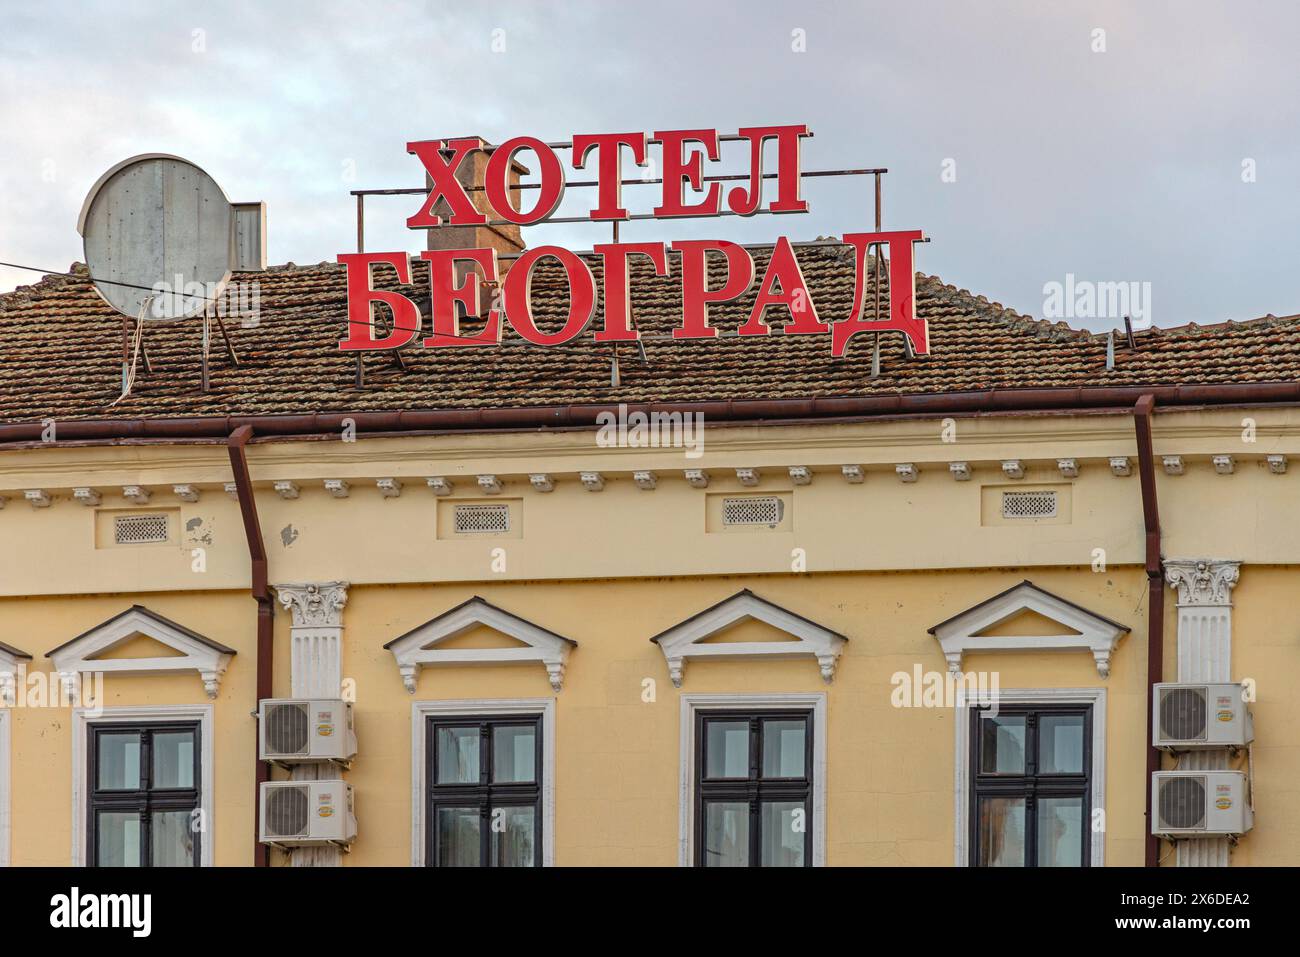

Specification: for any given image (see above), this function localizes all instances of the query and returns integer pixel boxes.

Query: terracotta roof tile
[0,247,1294,423]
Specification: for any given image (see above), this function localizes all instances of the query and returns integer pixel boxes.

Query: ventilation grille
[1001,490,1058,519]
[722,496,784,527]
[453,504,510,534]
[265,702,310,755]
[1159,687,1208,741]
[113,513,169,544]
[265,785,310,837]
[1158,775,1207,830]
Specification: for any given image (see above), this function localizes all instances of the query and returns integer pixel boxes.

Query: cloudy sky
[1,0,1295,330]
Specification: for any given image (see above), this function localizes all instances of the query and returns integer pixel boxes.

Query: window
[425,714,542,867]
[694,709,812,867]
[87,722,200,867]
[969,704,1092,867]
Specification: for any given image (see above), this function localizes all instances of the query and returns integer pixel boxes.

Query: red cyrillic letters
[833,230,928,356]
[342,127,932,357]
[405,139,486,229]
[503,246,597,345]
[593,242,668,342]
[337,252,422,351]
[420,248,502,348]
[572,133,648,221]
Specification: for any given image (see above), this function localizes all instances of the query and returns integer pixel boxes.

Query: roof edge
[3,382,1300,447]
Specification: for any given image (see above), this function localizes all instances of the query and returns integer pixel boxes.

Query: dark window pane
[151,810,195,867]
[437,807,481,866]
[979,714,1026,774]
[97,811,141,867]
[492,725,536,784]
[705,721,749,778]
[436,727,479,784]
[703,801,749,866]
[1039,714,1085,774]
[978,797,1026,866]
[1038,796,1084,866]
[152,731,195,789]
[760,800,806,866]
[97,733,141,790]
[491,806,535,866]
[761,719,806,778]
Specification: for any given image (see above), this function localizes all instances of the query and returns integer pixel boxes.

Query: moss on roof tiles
[0,246,1296,423]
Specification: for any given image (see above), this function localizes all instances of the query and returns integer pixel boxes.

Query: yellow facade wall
[0,406,1297,866]
[3,591,257,866]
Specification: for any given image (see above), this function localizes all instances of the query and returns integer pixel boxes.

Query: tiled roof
[0,245,1296,424]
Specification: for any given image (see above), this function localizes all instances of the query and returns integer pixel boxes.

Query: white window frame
[410,697,556,867]
[0,709,9,867]
[71,704,215,867]
[953,686,1106,867]
[678,692,828,867]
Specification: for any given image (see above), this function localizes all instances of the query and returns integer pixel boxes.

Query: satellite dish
[78,154,235,320]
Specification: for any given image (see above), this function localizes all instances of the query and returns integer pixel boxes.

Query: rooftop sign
[337,126,928,356]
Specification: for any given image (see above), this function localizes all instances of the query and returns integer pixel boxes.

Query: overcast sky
[1,0,1295,330]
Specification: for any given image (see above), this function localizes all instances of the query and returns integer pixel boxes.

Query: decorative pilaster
[272,581,350,868]
[1165,560,1239,685]
[275,581,349,700]
[1164,559,1241,868]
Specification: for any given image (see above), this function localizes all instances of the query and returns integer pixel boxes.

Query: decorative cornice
[275,581,350,628]
[1165,560,1240,607]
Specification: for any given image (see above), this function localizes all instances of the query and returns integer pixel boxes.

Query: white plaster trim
[931,582,1128,678]
[410,697,556,867]
[677,692,828,867]
[653,591,846,688]
[50,608,233,699]
[388,599,575,694]
[0,646,29,708]
[0,710,9,867]
[71,704,215,867]
[953,687,1106,867]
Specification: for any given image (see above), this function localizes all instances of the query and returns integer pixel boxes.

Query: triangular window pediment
[650,590,847,687]
[384,597,577,694]
[928,581,1128,677]
[46,606,235,698]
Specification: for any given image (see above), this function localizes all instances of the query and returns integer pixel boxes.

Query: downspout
[1132,395,1163,867]
[227,425,273,868]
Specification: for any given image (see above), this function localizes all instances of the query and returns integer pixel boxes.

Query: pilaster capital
[273,581,350,628]
[1164,560,1240,606]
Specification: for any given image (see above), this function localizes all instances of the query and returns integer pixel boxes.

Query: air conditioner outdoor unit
[1152,682,1253,750]
[258,698,356,764]
[1152,771,1252,838]
[259,780,357,846]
